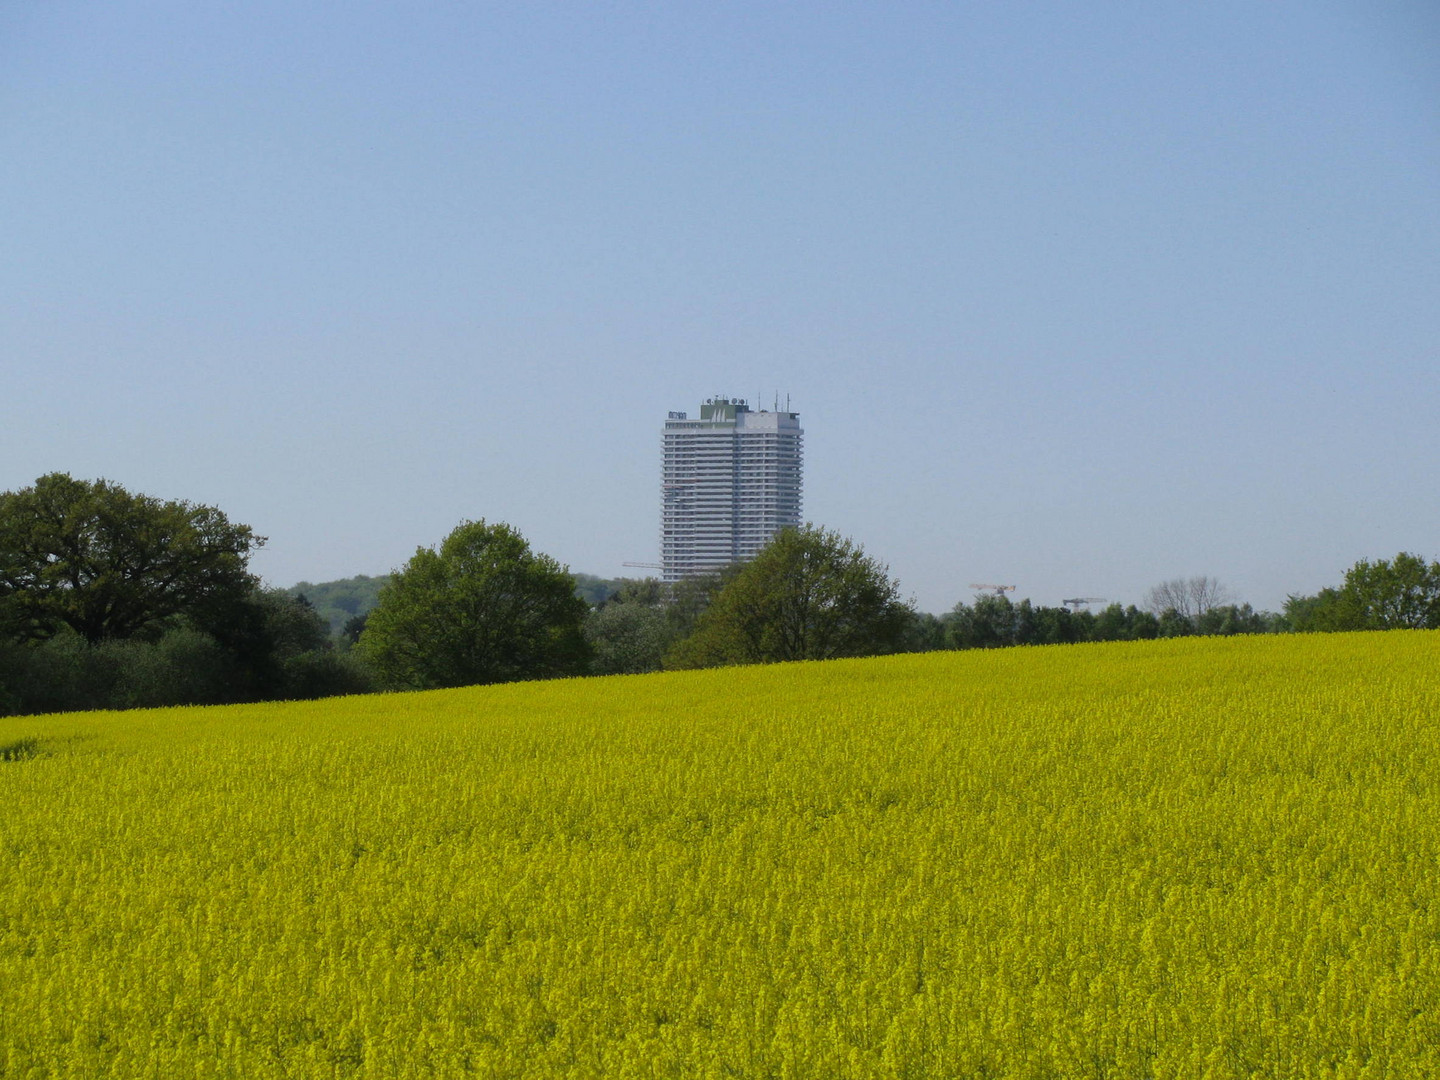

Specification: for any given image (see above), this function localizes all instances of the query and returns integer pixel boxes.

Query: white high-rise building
[661,397,803,581]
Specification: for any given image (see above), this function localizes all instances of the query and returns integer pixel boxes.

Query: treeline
[906,594,1283,654]
[587,525,913,674]
[0,475,368,716]
[582,557,1440,674]
[1282,553,1440,632]
[582,566,1286,677]
[3,473,1436,715]
[0,589,369,716]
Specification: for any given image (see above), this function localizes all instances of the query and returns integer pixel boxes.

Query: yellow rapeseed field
[1,632,1437,1078]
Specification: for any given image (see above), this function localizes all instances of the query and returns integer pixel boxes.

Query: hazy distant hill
[286,575,391,634]
[573,573,635,607]
[287,572,641,634]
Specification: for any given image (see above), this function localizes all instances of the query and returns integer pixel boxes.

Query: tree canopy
[357,520,590,689]
[666,525,912,668]
[1287,552,1440,632]
[0,473,263,645]
[584,602,669,675]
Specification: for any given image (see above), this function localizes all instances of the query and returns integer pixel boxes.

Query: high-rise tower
[660,397,803,581]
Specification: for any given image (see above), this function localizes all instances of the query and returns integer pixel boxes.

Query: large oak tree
[0,473,263,644]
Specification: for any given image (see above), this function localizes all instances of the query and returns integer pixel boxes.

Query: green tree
[666,526,912,668]
[1289,553,1440,632]
[1026,603,1084,645]
[584,602,669,675]
[945,596,1088,649]
[357,520,589,690]
[1283,589,1351,632]
[659,568,739,642]
[581,573,738,673]
[1156,608,1193,638]
[608,577,669,608]
[1091,603,1160,642]
[1194,603,1273,636]
[196,587,365,701]
[0,473,262,645]
[946,595,1017,649]
[340,613,369,648]
[1091,602,1129,641]
[901,610,947,652]
[1343,552,1440,629]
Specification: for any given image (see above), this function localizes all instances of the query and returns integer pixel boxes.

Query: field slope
[2,633,1438,1078]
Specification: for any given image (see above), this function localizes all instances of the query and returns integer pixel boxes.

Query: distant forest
[286,573,628,634]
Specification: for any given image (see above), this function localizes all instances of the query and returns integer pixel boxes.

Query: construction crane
[622,562,663,571]
[969,583,1016,597]
[1061,597,1106,611]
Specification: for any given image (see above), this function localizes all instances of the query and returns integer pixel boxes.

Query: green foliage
[608,577,669,608]
[1342,552,1440,629]
[340,612,369,648]
[945,595,1021,649]
[288,572,634,635]
[901,610,947,652]
[572,573,633,608]
[1091,603,1161,642]
[1286,553,1440,633]
[0,587,368,717]
[1194,602,1277,636]
[584,602,670,675]
[947,596,1090,648]
[581,573,736,675]
[285,575,390,634]
[667,526,912,668]
[357,520,590,690]
[275,648,373,701]
[196,587,370,702]
[943,595,1274,650]
[657,569,739,642]
[0,473,262,645]
[1156,607,1194,638]
[1283,590,1337,632]
[0,626,238,715]
[0,475,367,715]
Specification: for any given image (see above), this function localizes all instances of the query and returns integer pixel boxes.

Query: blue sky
[3,1,1438,613]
